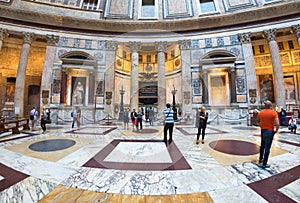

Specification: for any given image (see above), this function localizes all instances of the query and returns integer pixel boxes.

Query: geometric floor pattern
[0,122,299,202]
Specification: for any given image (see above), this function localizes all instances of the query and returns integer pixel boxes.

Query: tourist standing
[258,100,279,169]
[163,103,174,144]
[40,107,47,134]
[196,106,208,144]
[149,107,154,126]
[136,107,144,132]
[130,109,138,132]
[123,108,130,129]
[29,107,38,131]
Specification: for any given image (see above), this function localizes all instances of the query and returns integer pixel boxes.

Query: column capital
[46,34,59,46]
[238,32,251,44]
[263,29,277,42]
[105,40,118,51]
[129,41,141,52]
[292,24,300,38]
[178,40,191,50]
[201,68,208,74]
[0,28,9,41]
[229,66,236,72]
[23,32,35,45]
[155,41,167,52]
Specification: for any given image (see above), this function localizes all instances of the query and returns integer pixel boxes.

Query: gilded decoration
[280,52,292,66]
[292,50,300,65]
[254,54,272,68]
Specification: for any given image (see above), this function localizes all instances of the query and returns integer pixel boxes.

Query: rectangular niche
[223,0,257,12]
[104,0,133,19]
[163,0,193,18]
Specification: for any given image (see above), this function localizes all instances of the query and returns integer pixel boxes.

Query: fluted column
[155,41,167,115]
[264,29,285,107]
[105,40,118,116]
[14,32,35,117]
[41,34,59,108]
[229,66,237,104]
[179,40,192,121]
[129,41,141,111]
[238,32,258,105]
[201,69,208,104]
[292,24,300,47]
[0,28,9,51]
[60,68,67,104]
[88,71,95,104]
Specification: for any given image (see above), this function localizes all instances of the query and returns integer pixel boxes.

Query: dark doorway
[139,82,157,105]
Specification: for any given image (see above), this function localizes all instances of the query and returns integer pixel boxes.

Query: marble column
[201,69,209,105]
[0,28,9,51]
[155,41,167,115]
[105,40,118,117]
[88,71,95,105]
[238,32,258,105]
[14,32,35,117]
[264,29,286,107]
[41,34,59,109]
[129,41,141,111]
[60,68,67,104]
[179,40,192,122]
[292,24,300,47]
[229,66,237,104]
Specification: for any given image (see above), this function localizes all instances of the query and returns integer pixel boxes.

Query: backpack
[30,115,34,120]
[71,111,74,117]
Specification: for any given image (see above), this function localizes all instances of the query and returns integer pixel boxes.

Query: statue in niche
[72,81,84,105]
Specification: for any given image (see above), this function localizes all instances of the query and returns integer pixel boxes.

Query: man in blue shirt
[164,103,174,144]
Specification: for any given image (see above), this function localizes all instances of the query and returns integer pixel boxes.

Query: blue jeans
[259,129,274,165]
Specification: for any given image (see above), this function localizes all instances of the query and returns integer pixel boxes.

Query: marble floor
[0,121,299,203]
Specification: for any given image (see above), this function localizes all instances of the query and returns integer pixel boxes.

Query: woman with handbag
[40,107,47,134]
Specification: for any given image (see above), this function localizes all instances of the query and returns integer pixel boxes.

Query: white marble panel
[278,179,300,203]
[104,142,172,163]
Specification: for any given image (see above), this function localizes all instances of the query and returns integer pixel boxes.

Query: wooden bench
[1,118,30,134]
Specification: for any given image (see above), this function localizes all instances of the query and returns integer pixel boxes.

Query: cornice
[0,2,300,34]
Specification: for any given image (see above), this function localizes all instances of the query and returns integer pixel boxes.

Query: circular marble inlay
[140,129,159,134]
[45,126,64,130]
[29,139,76,152]
[209,140,260,156]
[232,126,258,130]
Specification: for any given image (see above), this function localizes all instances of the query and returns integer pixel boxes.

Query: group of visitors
[29,106,50,134]
[123,107,155,131]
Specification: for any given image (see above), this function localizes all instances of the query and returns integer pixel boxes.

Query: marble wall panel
[223,0,257,11]
[163,0,193,18]
[105,0,133,19]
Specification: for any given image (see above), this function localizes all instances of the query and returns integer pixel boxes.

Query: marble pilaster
[129,41,141,110]
[0,28,9,51]
[155,41,167,115]
[229,66,237,104]
[263,29,285,107]
[201,69,208,105]
[105,40,118,116]
[238,32,258,105]
[41,34,59,109]
[292,24,300,47]
[60,68,67,104]
[88,71,95,105]
[178,40,192,122]
[14,32,35,117]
